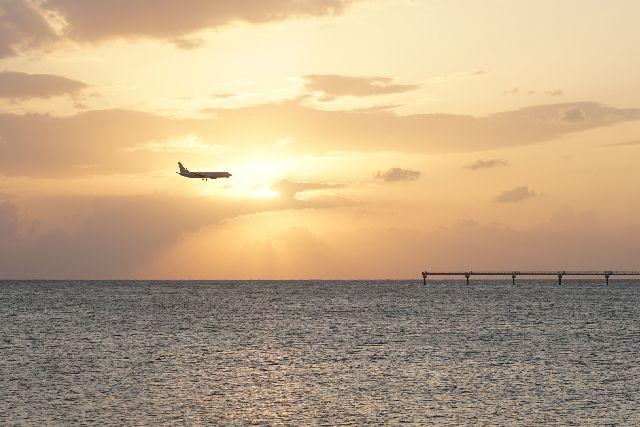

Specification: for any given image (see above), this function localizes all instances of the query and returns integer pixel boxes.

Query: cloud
[606,140,640,147]
[0,184,353,278]
[0,195,228,278]
[0,71,87,99]
[0,0,56,57]
[3,195,638,278]
[494,186,537,203]
[347,104,400,113]
[416,209,638,272]
[210,93,236,99]
[202,101,640,154]
[272,179,342,196]
[1,102,639,178]
[171,37,206,50]
[375,167,421,182]
[0,109,189,177]
[125,133,231,155]
[303,74,420,97]
[42,0,353,42]
[464,159,508,171]
[1,1,355,57]
[168,208,640,279]
[271,179,352,208]
[505,88,564,97]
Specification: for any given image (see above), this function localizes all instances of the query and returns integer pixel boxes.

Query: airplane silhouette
[177,162,231,180]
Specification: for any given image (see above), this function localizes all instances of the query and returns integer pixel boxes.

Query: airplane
[177,162,231,180]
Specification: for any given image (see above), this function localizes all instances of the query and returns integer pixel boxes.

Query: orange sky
[1,0,639,279]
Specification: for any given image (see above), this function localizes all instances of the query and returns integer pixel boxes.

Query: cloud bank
[1,102,638,177]
[1,0,355,56]
[0,1,56,57]
[147,209,640,279]
[0,179,352,278]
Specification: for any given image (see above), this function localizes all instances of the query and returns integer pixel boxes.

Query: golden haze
[1,0,639,278]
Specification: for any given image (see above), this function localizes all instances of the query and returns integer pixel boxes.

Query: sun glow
[214,158,291,199]
[254,187,279,198]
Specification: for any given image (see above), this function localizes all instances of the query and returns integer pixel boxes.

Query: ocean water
[1,280,639,425]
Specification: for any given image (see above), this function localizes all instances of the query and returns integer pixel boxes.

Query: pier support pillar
[465,273,470,285]
[512,274,516,285]
[423,273,427,286]
[558,273,563,285]
[605,273,610,285]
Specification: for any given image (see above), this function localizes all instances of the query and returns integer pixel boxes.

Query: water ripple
[1,280,639,425]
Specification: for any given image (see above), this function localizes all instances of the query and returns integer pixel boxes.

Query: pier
[421,270,640,285]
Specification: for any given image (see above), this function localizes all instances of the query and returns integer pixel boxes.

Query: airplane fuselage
[177,162,231,180]
[179,170,231,179]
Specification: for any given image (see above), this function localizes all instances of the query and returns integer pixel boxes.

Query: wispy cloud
[504,88,564,97]
[464,159,508,171]
[272,179,343,198]
[171,37,206,50]
[271,179,352,206]
[303,74,420,97]
[375,168,421,182]
[210,93,236,99]
[124,134,232,154]
[606,140,640,147]
[495,186,537,203]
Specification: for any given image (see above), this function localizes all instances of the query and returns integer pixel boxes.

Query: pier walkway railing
[421,270,640,285]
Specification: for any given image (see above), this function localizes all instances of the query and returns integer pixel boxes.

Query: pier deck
[421,270,640,285]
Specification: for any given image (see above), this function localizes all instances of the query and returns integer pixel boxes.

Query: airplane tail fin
[178,162,187,173]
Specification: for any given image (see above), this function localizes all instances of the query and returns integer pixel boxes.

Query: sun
[254,187,279,198]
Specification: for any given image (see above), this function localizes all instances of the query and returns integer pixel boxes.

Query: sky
[1,0,639,279]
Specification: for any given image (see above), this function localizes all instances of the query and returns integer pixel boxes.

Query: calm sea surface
[1,280,639,425]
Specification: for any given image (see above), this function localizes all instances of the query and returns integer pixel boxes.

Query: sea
[1,279,639,425]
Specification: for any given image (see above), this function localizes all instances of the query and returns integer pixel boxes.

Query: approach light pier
[421,270,640,286]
